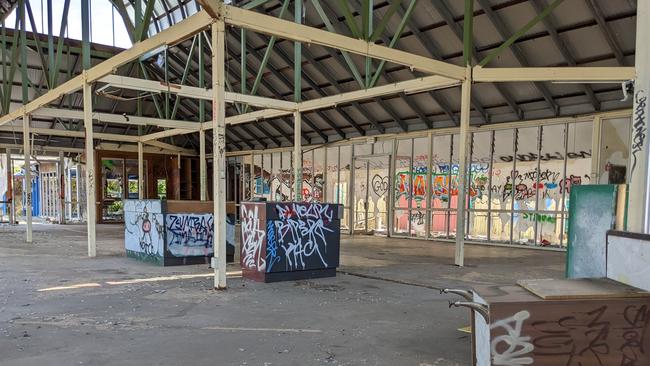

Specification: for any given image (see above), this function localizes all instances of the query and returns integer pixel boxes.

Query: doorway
[352,155,390,235]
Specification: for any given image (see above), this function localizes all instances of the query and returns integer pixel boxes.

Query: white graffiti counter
[124,199,235,266]
[240,201,343,282]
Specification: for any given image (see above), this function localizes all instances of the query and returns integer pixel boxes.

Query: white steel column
[66,161,72,220]
[76,162,82,220]
[455,67,472,267]
[22,114,32,242]
[628,0,650,233]
[212,19,227,289]
[83,80,97,257]
[138,141,144,199]
[5,148,13,224]
[58,151,65,224]
[199,128,207,201]
[293,110,302,201]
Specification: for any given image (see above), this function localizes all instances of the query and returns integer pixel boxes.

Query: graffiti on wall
[241,204,266,271]
[269,203,339,272]
[124,200,164,258]
[165,213,214,257]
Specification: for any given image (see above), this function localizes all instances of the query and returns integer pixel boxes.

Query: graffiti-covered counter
[446,280,650,366]
[240,201,343,282]
[124,199,235,266]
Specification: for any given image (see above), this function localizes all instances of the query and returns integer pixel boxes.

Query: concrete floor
[0,223,565,366]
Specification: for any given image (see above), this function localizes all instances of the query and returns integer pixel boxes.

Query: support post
[58,151,65,224]
[76,162,81,220]
[6,148,13,224]
[628,0,650,233]
[293,110,302,201]
[23,114,32,243]
[83,79,96,257]
[138,141,144,199]
[199,128,207,200]
[212,19,227,290]
[455,67,472,267]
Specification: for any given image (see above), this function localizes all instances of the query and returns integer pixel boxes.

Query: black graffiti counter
[124,199,235,266]
[240,201,343,282]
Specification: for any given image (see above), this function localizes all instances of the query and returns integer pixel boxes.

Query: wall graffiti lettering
[532,305,611,365]
[632,90,647,174]
[371,174,389,196]
[273,203,333,271]
[490,310,535,366]
[409,210,425,225]
[166,213,213,257]
[522,212,556,224]
[241,205,266,271]
[266,219,280,272]
[499,151,591,163]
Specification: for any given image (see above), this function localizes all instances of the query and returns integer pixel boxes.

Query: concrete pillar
[83,80,96,257]
[628,0,650,233]
[212,20,227,289]
[58,151,65,224]
[23,114,32,242]
[138,141,144,200]
[293,110,302,201]
[454,67,472,267]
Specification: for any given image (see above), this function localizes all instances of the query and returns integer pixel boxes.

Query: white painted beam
[220,5,467,80]
[141,140,195,155]
[23,114,32,243]
[473,66,636,82]
[33,107,201,130]
[0,125,140,142]
[0,10,212,127]
[99,74,297,110]
[83,81,96,258]
[139,128,196,142]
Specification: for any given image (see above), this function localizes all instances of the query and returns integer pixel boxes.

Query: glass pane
[339,146,352,208]
[469,132,491,209]
[430,211,449,238]
[527,212,562,247]
[538,124,566,211]
[242,154,252,200]
[599,117,630,184]
[490,212,511,243]
[302,150,313,201]
[513,127,539,211]
[353,159,368,232]
[513,212,535,246]
[393,209,409,236]
[125,159,145,199]
[410,209,427,238]
[281,152,292,200]
[468,211,489,241]
[373,140,393,154]
[262,154,272,200]
[412,137,428,210]
[450,135,460,210]
[156,179,167,199]
[492,130,515,211]
[326,147,339,203]
[432,135,451,209]
[394,139,412,208]
[368,157,390,235]
[253,154,263,197]
[564,122,593,210]
[354,143,372,156]
[313,148,325,202]
[102,158,124,199]
[270,152,282,201]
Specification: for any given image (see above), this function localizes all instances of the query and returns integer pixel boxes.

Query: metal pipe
[440,288,474,301]
[449,301,489,322]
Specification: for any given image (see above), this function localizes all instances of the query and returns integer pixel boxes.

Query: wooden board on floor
[517,278,650,300]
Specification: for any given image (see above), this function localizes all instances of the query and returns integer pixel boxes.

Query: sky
[5,0,133,48]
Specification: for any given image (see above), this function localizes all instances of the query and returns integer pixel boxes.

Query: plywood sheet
[517,278,650,300]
